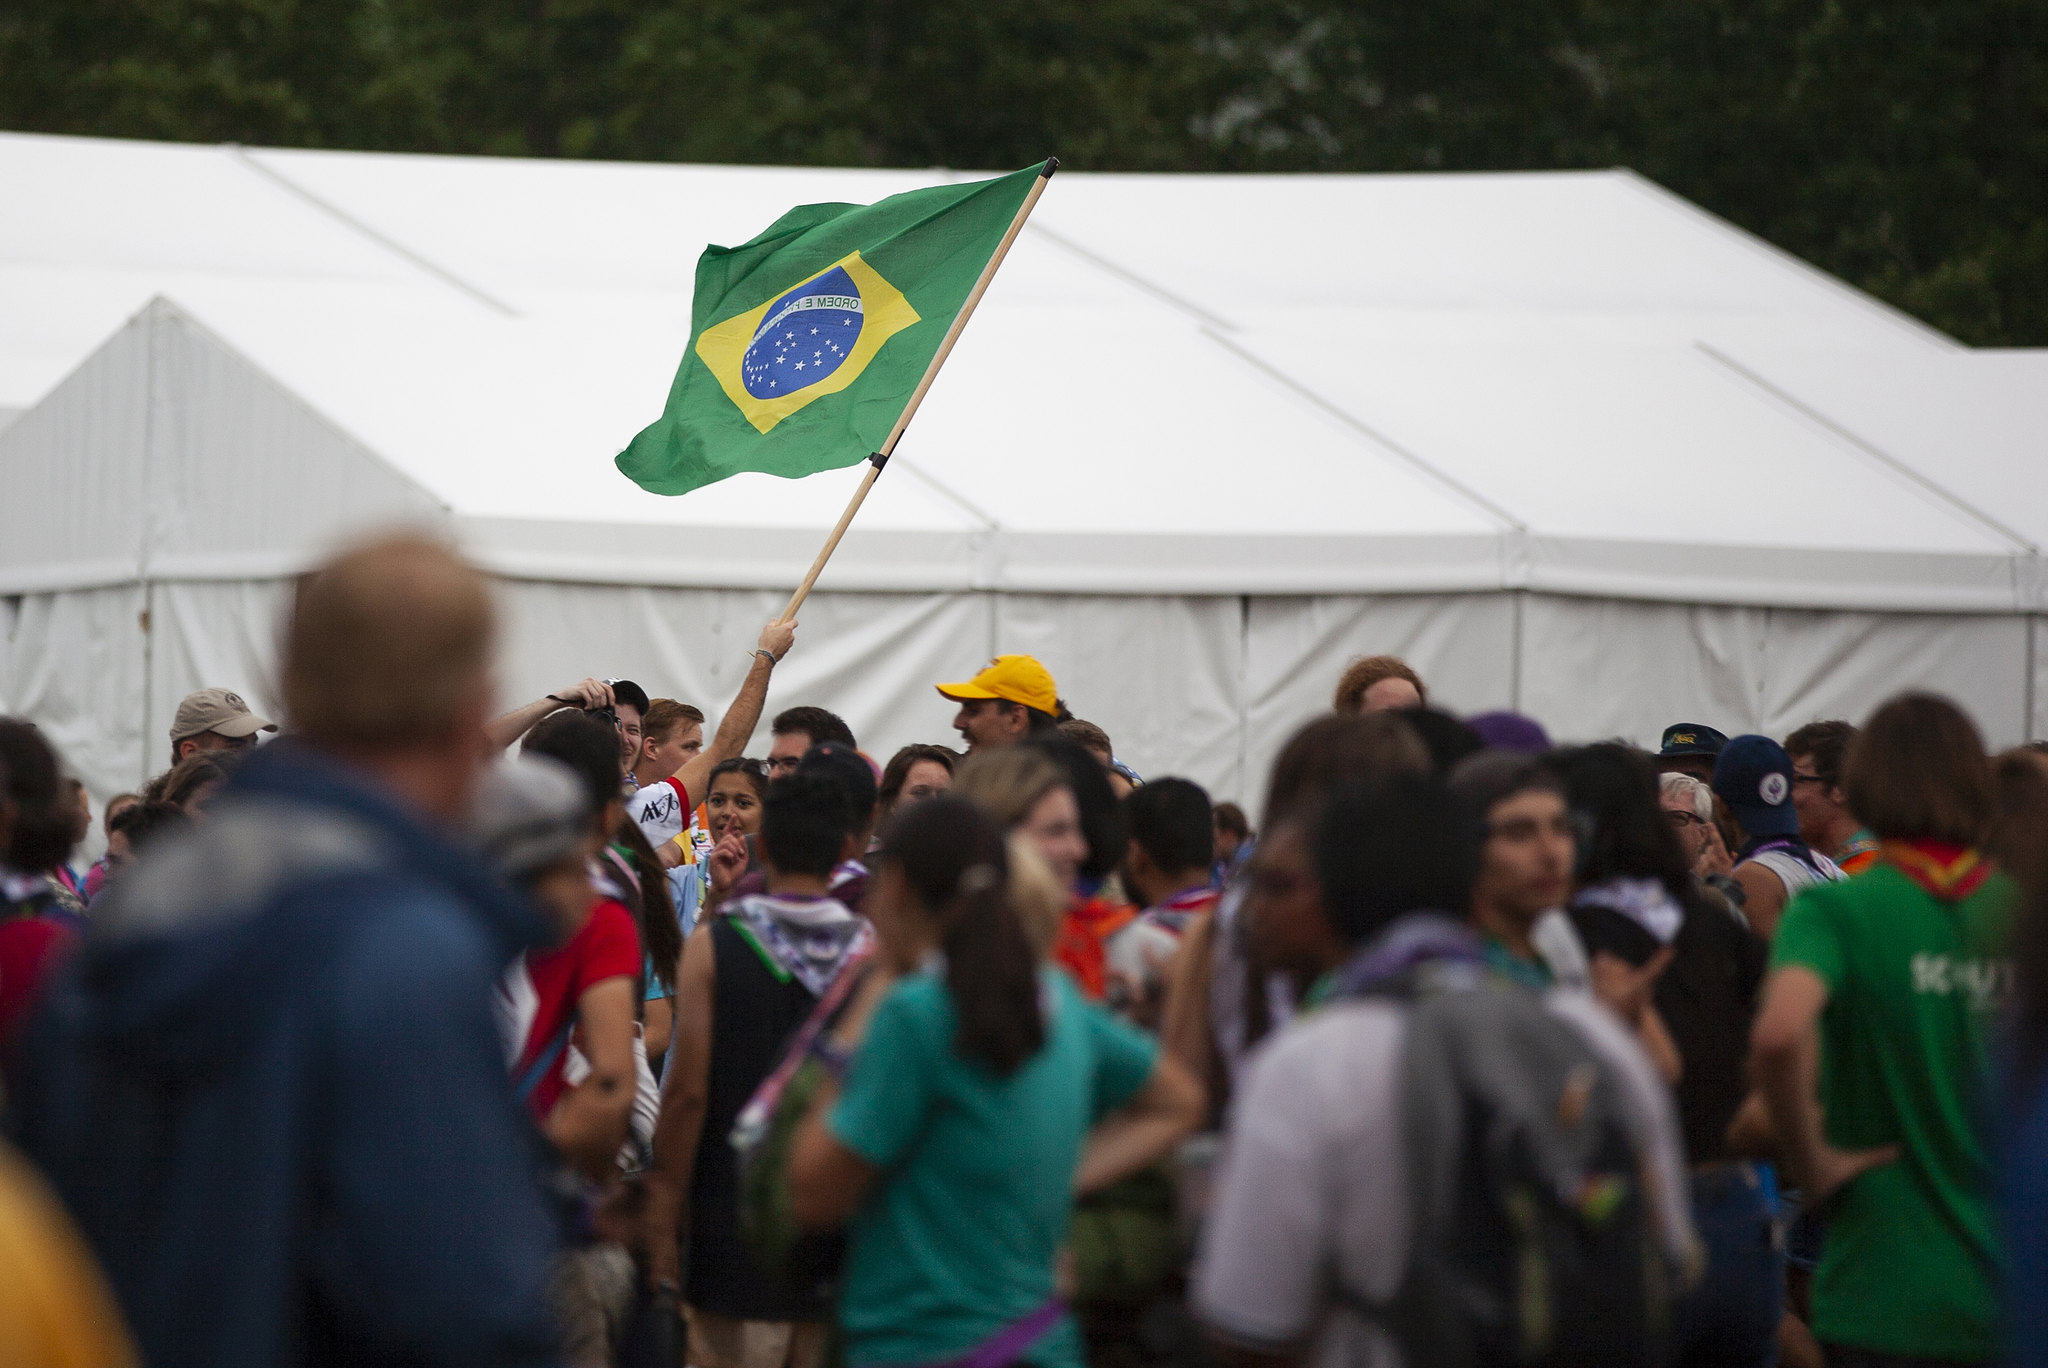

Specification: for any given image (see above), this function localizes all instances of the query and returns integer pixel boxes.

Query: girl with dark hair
[877,744,956,820]
[677,756,769,927]
[1552,743,1777,1368]
[787,796,1202,1368]
[704,756,769,842]
[1754,693,2011,1368]
[610,814,683,1073]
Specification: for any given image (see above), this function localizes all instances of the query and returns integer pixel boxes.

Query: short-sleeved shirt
[1196,1001,1408,1368]
[498,897,641,1120]
[1769,861,2014,1360]
[829,968,1156,1368]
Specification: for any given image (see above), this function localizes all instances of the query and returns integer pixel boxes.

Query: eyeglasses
[1664,810,1706,828]
[766,754,802,775]
[1791,773,1826,787]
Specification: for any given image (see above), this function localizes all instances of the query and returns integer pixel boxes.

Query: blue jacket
[7,741,563,1367]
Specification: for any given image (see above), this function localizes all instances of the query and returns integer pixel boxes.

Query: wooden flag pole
[776,159,1058,623]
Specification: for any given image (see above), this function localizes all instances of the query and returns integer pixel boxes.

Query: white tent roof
[2,131,2042,609]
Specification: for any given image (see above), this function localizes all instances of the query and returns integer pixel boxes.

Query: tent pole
[776,159,1057,625]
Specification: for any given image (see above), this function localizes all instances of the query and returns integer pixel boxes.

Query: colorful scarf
[1144,885,1218,937]
[1880,839,1993,901]
[729,892,870,996]
[1055,893,1137,999]
[1836,829,1881,876]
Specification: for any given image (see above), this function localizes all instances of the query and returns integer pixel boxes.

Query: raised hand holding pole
[777,159,1057,624]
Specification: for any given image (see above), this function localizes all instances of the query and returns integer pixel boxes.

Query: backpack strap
[514,1018,575,1107]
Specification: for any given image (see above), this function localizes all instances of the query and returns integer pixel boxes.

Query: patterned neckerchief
[1146,885,1219,936]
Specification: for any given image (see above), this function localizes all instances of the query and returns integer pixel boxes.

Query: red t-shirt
[0,918,74,1042]
[504,897,640,1120]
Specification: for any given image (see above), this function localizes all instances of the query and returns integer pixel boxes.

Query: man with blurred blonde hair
[11,532,563,1368]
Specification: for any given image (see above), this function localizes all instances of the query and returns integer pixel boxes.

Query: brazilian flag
[617,161,1052,497]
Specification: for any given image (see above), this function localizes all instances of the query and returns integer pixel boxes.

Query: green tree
[0,0,2040,342]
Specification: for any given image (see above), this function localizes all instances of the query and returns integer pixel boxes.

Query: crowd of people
[2,532,2048,1368]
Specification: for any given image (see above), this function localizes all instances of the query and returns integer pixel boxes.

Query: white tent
[2,131,2043,820]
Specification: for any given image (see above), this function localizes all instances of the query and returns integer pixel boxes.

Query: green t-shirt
[1770,861,2014,1360]
[829,967,1158,1368]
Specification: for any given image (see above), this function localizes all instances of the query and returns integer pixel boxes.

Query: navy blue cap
[798,740,879,826]
[1659,723,1728,758]
[1711,734,1798,838]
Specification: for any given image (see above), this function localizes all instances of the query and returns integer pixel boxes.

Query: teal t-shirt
[828,967,1158,1368]
[1770,861,2014,1360]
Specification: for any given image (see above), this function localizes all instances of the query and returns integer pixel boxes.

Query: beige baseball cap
[170,687,278,744]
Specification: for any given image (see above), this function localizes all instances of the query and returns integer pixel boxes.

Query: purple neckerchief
[1739,834,1814,864]
[1319,912,1488,1003]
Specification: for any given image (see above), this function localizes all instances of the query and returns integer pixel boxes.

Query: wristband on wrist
[546,693,569,704]
[754,648,779,665]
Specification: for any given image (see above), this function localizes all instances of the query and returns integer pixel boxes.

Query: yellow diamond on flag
[693,251,920,435]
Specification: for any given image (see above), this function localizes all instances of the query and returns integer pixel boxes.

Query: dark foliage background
[2,0,2041,343]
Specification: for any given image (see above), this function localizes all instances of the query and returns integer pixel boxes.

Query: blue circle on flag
[742,266,866,399]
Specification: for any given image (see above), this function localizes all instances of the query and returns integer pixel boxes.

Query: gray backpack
[1344,963,1674,1368]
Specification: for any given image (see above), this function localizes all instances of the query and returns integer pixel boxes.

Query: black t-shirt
[1568,882,1767,1165]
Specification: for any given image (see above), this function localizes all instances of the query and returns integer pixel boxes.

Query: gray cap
[468,755,589,881]
[170,687,278,744]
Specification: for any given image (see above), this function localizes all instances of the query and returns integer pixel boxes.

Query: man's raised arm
[672,620,796,802]
[485,677,613,752]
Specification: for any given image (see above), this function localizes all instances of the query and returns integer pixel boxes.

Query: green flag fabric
[616,161,1051,497]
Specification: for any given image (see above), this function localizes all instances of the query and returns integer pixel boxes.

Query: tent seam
[1021,220,1240,333]
[1695,341,2038,555]
[1195,326,1528,540]
[886,456,1002,531]
[1606,169,1962,354]
[222,144,521,319]
[160,302,457,523]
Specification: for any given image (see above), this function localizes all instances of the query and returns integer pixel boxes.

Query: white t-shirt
[625,776,690,848]
[1195,986,1697,1368]
[1195,1001,1409,1368]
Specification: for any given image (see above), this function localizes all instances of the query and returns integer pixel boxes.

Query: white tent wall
[0,585,150,858]
[0,312,152,593]
[0,300,452,592]
[146,580,294,779]
[2034,618,2048,743]
[1244,593,1521,811]
[1515,597,2031,754]
[990,593,1247,795]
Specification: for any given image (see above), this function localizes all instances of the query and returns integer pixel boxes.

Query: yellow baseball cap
[936,654,1059,715]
